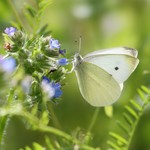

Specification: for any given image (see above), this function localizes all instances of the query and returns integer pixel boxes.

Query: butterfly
[73,47,139,107]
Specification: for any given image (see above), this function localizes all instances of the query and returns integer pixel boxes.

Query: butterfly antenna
[78,35,82,54]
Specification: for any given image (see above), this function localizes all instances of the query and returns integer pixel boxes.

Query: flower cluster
[41,76,62,99]
[2,27,69,103]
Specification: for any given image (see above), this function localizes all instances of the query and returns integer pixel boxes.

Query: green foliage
[107,86,150,150]
[20,142,46,150]
[24,0,53,35]
[0,0,150,150]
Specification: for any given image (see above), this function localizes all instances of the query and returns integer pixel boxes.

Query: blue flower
[4,27,16,36]
[42,76,50,83]
[51,82,62,98]
[59,49,66,55]
[58,58,68,66]
[49,38,60,49]
[41,76,62,99]
[0,56,16,73]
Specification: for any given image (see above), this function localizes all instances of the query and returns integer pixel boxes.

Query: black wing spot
[114,66,119,70]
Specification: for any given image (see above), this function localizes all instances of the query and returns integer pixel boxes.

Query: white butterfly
[73,47,139,107]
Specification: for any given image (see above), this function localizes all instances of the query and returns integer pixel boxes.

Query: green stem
[46,103,62,129]
[83,108,100,145]
[0,104,96,149]
[22,111,72,141]
[0,117,10,150]
[7,0,25,29]
[87,108,100,132]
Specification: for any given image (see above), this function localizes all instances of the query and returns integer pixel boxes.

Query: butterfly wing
[84,47,138,57]
[83,47,139,83]
[75,62,122,107]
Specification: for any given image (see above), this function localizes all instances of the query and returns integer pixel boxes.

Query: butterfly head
[73,53,83,70]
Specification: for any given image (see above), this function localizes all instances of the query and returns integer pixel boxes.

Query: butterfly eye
[114,66,119,70]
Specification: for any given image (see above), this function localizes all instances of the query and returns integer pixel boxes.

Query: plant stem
[7,0,25,29]
[0,117,10,150]
[46,103,62,129]
[88,108,100,132]
[22,110,72,141]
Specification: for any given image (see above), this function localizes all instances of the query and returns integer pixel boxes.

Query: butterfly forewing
[83,47,139,83]
[84,47,138,57]
[75,62,122,107]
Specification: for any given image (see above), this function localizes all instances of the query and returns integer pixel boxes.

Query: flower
[51,82,62,98]
[42,76,50,83]
[59,49,66,55]
[41,76,62,99]
[49,38,60,49]
[0,56,16,73]
[21,76,32,94]
[4,27,16,36]
[4,43,12,51]
[58,58,68,66]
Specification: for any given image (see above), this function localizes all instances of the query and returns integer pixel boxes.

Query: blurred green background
[1,0,150,150]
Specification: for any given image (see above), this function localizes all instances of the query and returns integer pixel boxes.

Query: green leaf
[33,142,46,150]
[38,0,53,15]
[107,140,122,150]
[116,121,130,133]
[125,106,138,120]
[25,5,37,18]
[41,111,49,125]
[141,85,150,94]
[129,99,142,111]
[137,88,146,103]
[25,146,32,150]
[0,117,9,148]
[109,132,128,145]
[107,86,150,150]
[104,105,113,118]
[45,136,55,149]
[123,113,134,126]
[36,24,49,35]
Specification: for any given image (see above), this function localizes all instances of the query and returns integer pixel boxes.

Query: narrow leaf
[33,142,45,150]
[25,5,37,18]
[141,85,150,94]
[130,100,142,111]
[137,89,147,103]
[116,121,130,133]
[123,113,133,125]
[25,146,32,150]
[125,106,138,119]
[107,140,121,150]
[109,132,128,145]
[45,136,55,149]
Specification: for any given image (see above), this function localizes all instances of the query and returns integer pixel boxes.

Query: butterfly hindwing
[75,62,122,107]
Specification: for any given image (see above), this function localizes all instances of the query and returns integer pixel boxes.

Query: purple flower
[41,76,62,99]
[0,56,16,73]
[4,27,16,36]
[49,38,60,49]
[59,49,66,55]
[58,58,68,66]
